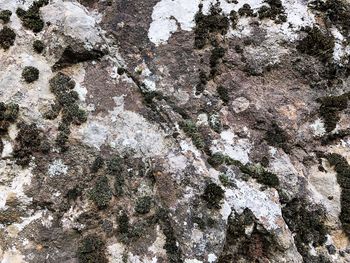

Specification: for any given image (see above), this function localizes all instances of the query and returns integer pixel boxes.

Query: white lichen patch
[48,159,68,177]
[41,0,103,47]
[225,178,282,230]
[0,247,26,263]
[148,0,315,46]
[78,96,169,157]
[211,130,252,164]
[310,118,326,137]
[231,97,250,113]
[148,225,167,257]
[308,164,341,225]
[0,162,34,210]
[107,243,126,263]
[61,204,87,230]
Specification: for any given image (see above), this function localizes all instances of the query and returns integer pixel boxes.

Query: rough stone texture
[0,0,350,262]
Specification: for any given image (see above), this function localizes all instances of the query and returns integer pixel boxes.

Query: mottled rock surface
[0,0,350,262]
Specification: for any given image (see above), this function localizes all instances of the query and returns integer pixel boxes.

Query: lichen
[0,26,16,50]
[22,66,39,83]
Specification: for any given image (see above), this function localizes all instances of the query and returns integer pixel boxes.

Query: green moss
[265,122,289,152]
[16,0,48,33]
[90,156,104,173]
[257,0,286,23]
[77,235,108,263]
[107,156,123,174]
[297,27,335,63]
[89,176,112,209]
[210,46,225,76]
[326,153,350,235]
[217,86,229,103]
[317,93,349,132]
[33,39,44,53]
[22,66,39,83]
[207,152,226,167]
[0,102,19,135]
[118,211,130,234]
[282,198,328,259]
[195,70,207,94]
[230,10,238,29]
[181,120,205,150]
[0,26,16,50]
[194,3,229,49]
[0,209,20,225]
[0,10,12,23]
[135,196,152,214]
[13,122,49,166]
[155,209,183,263]
[202,182,225,209]
[47,73,87,150]
[238,4,255,16]
[310,0,350,35]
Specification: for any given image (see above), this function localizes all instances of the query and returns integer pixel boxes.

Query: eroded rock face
[0,0,350,262]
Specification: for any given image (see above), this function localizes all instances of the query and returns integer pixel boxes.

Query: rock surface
[0,0,350,262]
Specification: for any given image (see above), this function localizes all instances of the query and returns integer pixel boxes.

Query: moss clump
[135,196,152,214]
[265,122,289,152]
[258,0,287,23]
[230,10,238,29]
[326,153,350,235]
[202,182,225,209]
[33,39,44,53]
[296,27,335,63]
[238,4,255,17]
[155,209,183,263]
[310,0,350,35]
[0,209,21,225]
[0,26,16,50]
[107,156,123,175]
[282,198,328,260]
[13,122,49,166]
[209,113,222,133]
[0,102,19,134]
[0,10,12,23]
[195,70,207,94]
[217,85,229,104]
[218,209,275,262]
[317,93,349,132]
[16,0,48,33]
[46,73,87,150]
[89,176,112,209]
[181,120,205,150]
[90,156,104,173]
[77,235,108,263]
[194,3,229,49]
[118,211,130,234]
[22,66,39,83]
[210,46,225,76]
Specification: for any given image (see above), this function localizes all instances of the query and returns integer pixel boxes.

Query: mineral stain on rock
[1,0,350,262]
